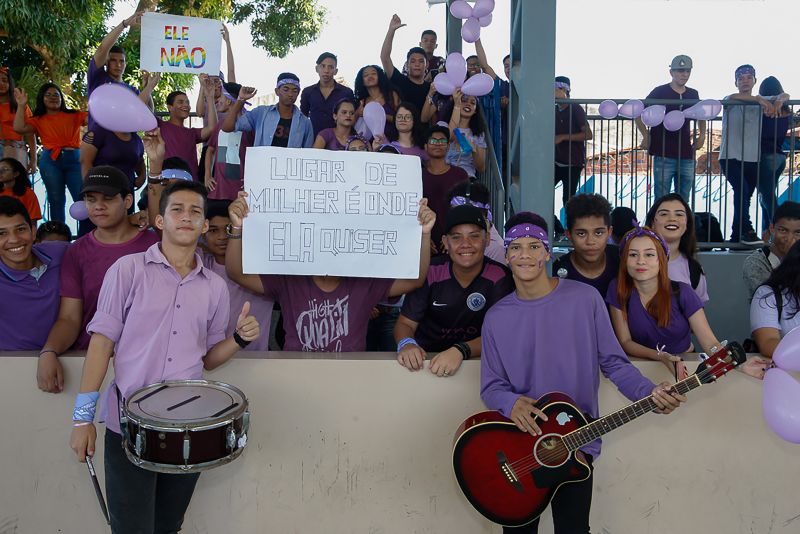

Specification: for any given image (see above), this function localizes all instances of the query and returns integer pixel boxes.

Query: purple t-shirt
[605,279,704,354]
[317,128,347,151]
[88,244,229,434]
[157,118,203,180]
[554,103,587,166]
[0,241,69,350]
[645,83,700,160]
[86,58,139,129]
[60,229,160,349]
[84,126,144,191]
[552,244,620,298]
[397,145,429,161]
[481,279,655,459]
[258,275,393,352]
[422,165,469,248]
[202,251,273,352]
[300,82,356,137]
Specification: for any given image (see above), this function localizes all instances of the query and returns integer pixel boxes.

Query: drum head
[126,380,246,428]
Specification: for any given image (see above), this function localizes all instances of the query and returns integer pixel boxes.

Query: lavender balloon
[449,0,473,19]
[663,110,686,132]
[445,53,467,87]
[461,73,494,97]
[684,99,723,120]
[479,14,493,27]
[598,100,619,120]
[641,105,666,128]
[618,99,644,119]
[88,84,157,133]
[363,101,386,138]
[472,0,496,18]
[69,201,89,221]
[763,367,800,444]
[433,72,456,96]
[461,17,481,43]
[772,326,800,372]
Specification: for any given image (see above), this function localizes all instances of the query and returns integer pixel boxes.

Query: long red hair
[617,233,673,328]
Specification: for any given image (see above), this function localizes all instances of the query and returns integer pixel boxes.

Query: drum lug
[243,410,250,434]
[226,426,236,451]
[182,433,191,462]
[135,430,145,457]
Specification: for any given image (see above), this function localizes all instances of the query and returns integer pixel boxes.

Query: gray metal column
[446,0,463,55]
[508,0,556,230]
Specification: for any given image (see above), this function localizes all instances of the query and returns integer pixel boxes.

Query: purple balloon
[472,0,495,18]
[69,201,89,221]
[445,53,467,88]
[684,99,723,120]
[363,101,386,138]
[478,14,493,27]
[763,368,800,444]
[433,72,456,96]
[88,84,157,133]
[461,73,494,97]
[663,110,686,132]
[773,326,800,372]
[641,105,666,127]
[598,100,619,120]
[618,99,644,119]
[461,17,481,43]
[449,0,473,19]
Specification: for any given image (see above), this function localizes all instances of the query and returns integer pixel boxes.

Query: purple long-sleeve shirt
[87,244,229,434]
[480,278,655,458]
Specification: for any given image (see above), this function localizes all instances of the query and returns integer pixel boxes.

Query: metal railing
[476,105,507,231]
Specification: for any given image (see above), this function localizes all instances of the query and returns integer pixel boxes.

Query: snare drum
[121,380,249,473]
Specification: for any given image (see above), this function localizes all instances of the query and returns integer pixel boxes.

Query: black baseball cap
[427,124,450,140]
[80,166,131,196]
[445,204,487,234]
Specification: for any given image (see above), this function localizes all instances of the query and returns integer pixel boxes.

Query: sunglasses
[427,138,449,145]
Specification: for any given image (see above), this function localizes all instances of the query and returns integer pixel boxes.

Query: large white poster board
[140,12,222,75]
[242,147,423,278]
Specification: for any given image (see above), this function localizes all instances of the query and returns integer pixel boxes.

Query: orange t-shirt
[0,102,32,142]
[26,111,88,157]
[0,187,42,222]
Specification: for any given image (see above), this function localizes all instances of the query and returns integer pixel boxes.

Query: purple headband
[619,220,670,258]
[735,65,755,82]
[503,223,550,251]
[450,196,493,222]
[220,85,251,107]
[277,78,301,89]
[345,134,370,150]
[554,81,570,92]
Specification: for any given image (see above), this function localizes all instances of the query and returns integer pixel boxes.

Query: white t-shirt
[750,285,800,335]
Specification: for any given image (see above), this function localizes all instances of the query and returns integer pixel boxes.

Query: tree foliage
[0,0,325,107]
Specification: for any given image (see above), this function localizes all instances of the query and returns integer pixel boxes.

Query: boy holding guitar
[480,211,686,533]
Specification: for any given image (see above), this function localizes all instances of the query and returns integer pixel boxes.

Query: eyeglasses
[427,138,449,145]
[395,114,413,121]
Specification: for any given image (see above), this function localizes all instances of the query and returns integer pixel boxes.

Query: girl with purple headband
[313,98,357,151]
[481,211,685,534]
[606,224,769,381]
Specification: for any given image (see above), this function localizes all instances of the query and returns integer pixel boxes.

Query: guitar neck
[563,374,702,452]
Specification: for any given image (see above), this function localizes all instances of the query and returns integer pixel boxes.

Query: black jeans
[502,460,593,534]
[104,430,200,534]
[554,164,584,209]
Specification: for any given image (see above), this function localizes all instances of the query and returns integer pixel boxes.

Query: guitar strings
[502,365,720,474]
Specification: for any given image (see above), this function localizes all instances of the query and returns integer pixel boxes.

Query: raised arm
[474,38,497,80]
[12,89,34,135]
[389,198,434,296]
[199,75,218,140]
[222,24,236,82]
[221,86,256,132]
[381,15,406,79]
[94,11,142,68]
[138,71,159,111]
[225,191,266,294]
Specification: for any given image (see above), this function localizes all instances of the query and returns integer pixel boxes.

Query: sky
[105,0,797,105]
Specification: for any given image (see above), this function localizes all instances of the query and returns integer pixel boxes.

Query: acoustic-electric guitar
[451,342,746,528]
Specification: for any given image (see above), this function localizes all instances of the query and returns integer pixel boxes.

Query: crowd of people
[0,10,793,534]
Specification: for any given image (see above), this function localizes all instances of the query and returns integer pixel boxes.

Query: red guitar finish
[452,342,746,528]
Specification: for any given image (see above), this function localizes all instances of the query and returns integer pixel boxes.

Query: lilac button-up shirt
[87,243,229,434]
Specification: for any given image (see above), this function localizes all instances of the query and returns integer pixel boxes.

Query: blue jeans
[38,148,83,222]
[653,156,695,202]
[720,158,759,240]
[758,152,787,231]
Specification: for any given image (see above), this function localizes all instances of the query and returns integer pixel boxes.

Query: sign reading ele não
[242,147,423,278]
[140,12,222,75]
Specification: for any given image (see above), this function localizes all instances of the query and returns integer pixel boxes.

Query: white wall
[0,355,796,533]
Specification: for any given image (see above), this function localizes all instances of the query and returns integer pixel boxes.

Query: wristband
[233,330,251,349]
[73,391,100,423]
[397,337,418,352]
[39,349,58,357]
[453,342,471,360]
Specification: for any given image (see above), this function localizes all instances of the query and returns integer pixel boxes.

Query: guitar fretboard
[562,374,702,451]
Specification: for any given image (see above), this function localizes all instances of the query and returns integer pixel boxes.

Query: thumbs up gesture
[234,301,260,344]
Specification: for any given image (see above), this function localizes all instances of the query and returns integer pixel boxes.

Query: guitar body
[452,393,592,527]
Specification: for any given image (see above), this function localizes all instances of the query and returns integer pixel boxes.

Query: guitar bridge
[496,451,524,493]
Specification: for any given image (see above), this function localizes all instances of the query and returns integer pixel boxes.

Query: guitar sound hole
[533,435,569,468]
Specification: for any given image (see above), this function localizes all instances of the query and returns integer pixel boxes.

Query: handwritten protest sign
[242,147,423,278]
[140,12,221,75]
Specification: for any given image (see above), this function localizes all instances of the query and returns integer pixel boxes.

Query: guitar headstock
[695,341,747,384]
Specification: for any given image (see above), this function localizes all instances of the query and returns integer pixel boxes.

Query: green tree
[0,0,325,107]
